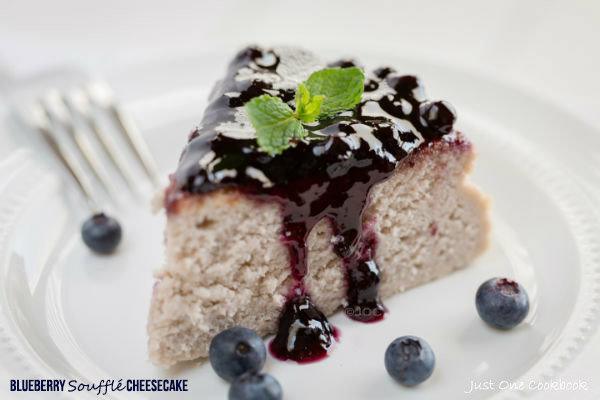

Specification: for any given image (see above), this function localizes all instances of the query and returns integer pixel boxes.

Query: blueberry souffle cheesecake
[148,46,490,366]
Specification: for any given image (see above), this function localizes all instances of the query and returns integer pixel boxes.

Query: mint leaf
[294,83,325,123]
[304,67,364,117]
[245,95,308,155]
[243,67,365,155]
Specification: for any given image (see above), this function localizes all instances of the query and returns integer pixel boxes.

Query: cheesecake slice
[148,46,490,367]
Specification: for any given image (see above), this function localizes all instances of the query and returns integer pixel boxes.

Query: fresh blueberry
[419,100,457,134]
[384,335,435,386]
[81,212,122,254]
[476,277,529,329]
[229,372,282,400]
[209,326,266,382]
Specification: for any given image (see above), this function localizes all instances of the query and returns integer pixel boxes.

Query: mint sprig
[245,66,364,155]
[245,95,307,156]
[294,83,324,123]
[303,66,364,117]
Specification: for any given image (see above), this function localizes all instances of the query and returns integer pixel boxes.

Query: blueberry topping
[81,212,122,254]
[364,79,379,92]
[187,128,200,141]
[327,59,359,68]
[373,66,396,79]
[385,74,422,98]
[209,326,266,382]
[253,50,280,70]
[476,277,530,329]
[269,295,336,363]
[384,335,435,386]
[419,100,456,135]
[229,372,283,400]
[345,260,385,322]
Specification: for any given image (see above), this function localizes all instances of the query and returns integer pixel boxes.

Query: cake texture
[148,46,490,366]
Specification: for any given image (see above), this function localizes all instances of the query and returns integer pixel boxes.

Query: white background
[1,0,599,398]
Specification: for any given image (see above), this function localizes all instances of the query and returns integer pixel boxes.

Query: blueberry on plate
[476,277,529,329]
[384,335,435,386]
[229,372,282,400]
[209,326,266,382]
[81,212,122,254]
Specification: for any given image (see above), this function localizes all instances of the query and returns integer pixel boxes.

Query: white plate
[1,51,599,400]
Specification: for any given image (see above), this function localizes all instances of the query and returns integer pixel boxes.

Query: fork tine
[64,89,144,199]
[42,91,121,201]
[109,106,161,187]
[87,81,161,187]
[29,102,100,211]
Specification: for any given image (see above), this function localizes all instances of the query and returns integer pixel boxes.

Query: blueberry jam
[269,294,339,363]
[166,46,458,362]
[343,226,386,322]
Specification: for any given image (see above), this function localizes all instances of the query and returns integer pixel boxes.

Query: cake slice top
[167,46,459,204]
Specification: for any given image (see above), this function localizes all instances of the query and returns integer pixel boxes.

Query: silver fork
[11,76,160,211]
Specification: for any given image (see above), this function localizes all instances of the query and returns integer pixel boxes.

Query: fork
[11,76,161,211]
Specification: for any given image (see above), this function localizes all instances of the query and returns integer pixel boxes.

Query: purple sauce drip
[269,294,339,363]
[342,225,385,323]
[166,46,456,362]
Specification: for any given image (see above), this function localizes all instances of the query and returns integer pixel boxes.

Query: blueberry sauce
[342,225,386,322]
[269,294,340,363]
[166,46,458,362]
